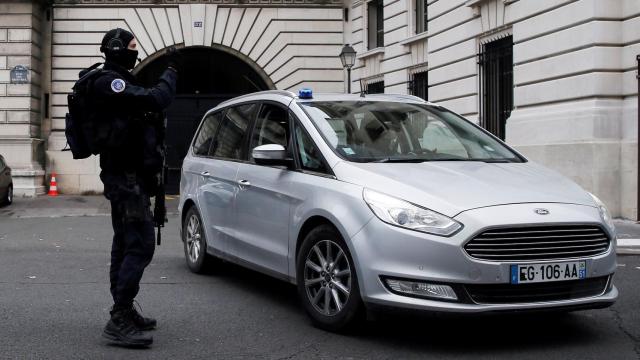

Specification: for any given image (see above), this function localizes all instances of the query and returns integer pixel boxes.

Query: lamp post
[637,54,639,222]
[339,44,356,93]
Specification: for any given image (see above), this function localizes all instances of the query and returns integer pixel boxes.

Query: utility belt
[103,171,152,223]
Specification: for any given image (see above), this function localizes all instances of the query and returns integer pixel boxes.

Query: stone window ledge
[356,47,385,60]
[399,31,429,46]
[466,0,518,7]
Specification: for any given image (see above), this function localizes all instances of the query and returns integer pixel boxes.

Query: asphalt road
[0,213,639,359]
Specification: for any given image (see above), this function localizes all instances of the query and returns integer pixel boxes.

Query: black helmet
[100,28,138,70]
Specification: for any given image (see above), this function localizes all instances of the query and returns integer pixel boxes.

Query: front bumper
[348,203,618,313]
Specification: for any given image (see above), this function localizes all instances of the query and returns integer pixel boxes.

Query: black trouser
[109,195,155,310]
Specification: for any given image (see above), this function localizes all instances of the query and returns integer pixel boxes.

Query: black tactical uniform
[92,28,178,347]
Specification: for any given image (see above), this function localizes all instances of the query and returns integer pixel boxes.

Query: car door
[234,102,296,276]
[182,110,232,254]
[201,102,258,257]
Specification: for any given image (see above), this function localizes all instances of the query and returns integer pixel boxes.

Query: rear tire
[182,206,216,273]
[4,184,12,205]
[296,224,363,332]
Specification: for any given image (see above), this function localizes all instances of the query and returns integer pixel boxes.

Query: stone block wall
[346,0,639,219]
[46,3,344,195]
[0,0,46,196]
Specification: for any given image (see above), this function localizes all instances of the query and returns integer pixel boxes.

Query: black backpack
[64,63,112,159]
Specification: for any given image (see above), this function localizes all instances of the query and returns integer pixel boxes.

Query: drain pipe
[637,55,640,222]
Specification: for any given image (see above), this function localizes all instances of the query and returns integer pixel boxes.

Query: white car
[178,89,617,331]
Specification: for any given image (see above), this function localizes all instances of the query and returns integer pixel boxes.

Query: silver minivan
[178,90,617,331]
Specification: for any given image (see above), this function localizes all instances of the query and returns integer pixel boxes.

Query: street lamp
[339,44,356,93]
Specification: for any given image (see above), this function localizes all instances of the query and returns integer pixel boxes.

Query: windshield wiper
[373,157,429,163]
[427,158,515,163]
[368,157,517,163]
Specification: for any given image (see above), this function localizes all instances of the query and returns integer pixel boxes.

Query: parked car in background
[0,155,13,206]
[178,90,617,331]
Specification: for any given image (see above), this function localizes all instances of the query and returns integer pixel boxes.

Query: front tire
[182,207,215,273]
[296,225,363,332]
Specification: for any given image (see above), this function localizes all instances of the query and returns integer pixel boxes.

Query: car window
[192,111,223,156]
[300,101,522,163]
[212,103,258,160]
[0,157,5,170]
[408,112,468,158]
[249,103,289,157]
[295,121,328,174]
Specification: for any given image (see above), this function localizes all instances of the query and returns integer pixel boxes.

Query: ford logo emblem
[534,208,550,215]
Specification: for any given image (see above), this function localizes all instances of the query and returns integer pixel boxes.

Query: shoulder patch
[110,79,126,93]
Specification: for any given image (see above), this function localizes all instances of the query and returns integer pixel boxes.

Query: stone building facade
[0,1,46,196]
[0,0,638,219]
[348,0,639,219]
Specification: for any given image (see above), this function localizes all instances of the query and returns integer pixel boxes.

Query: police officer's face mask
[108,49,139,70]
[121,49,139,70]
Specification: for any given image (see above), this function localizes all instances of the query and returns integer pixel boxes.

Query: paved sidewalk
[614,220,640,255]
[1,195,639,253]
[0,194,179,219]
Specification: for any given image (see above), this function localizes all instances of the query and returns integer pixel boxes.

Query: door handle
[238,179,251,187]
[201,171,210,177]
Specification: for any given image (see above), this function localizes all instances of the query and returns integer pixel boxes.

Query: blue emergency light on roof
[298,88,313,99]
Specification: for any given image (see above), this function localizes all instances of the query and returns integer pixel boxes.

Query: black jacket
[91,62,177,176]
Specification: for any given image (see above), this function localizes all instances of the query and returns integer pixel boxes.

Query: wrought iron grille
[366,80,385,94]
[409,70,428,100]
[478,36,513,140]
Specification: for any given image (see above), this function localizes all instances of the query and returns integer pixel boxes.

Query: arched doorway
[135,45,274,194]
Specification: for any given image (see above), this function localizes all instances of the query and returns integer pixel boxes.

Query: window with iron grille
[367,0,384,49]
[478,36,513,140]
[415,0,428,34]
[409,70,428,100]
[366,80,385,94]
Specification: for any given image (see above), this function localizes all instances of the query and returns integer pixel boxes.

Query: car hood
[333,161,595,217]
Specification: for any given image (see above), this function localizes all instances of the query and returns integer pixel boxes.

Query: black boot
[103,309,153,347]
[130,305,157,331]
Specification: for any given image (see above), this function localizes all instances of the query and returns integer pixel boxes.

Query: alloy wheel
[304,240,352,316]
[185,214,202,264]
[7,186,12,204]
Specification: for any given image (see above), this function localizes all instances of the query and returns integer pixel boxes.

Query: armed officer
[92,28,180,347]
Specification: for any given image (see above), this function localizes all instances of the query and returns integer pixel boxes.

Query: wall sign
[194,21,203,28]
[10,65,29,84]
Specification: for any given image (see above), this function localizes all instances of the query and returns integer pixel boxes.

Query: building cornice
[52,0,342,5]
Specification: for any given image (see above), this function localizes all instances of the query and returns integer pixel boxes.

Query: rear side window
[193,111,223,156]
[212,103,258,160]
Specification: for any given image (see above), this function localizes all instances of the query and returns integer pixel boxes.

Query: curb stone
[617,239,640,255]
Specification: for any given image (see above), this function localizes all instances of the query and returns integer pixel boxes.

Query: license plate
[510,261,586,284]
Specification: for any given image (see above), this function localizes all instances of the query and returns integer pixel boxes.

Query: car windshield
[299,101,523,163]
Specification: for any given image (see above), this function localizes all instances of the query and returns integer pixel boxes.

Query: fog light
[385,279,458,300]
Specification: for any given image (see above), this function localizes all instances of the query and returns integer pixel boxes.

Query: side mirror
[252,144,293,167]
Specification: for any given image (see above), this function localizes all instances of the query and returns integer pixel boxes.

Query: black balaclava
[100,28,138,70]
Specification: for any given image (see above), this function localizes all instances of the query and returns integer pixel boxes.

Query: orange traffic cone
[48,172,59,196]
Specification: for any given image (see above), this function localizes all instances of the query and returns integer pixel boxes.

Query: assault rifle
[152,113,168,246]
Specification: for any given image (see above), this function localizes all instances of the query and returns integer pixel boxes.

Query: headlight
[589,193,615,232]
[363,189,462,236]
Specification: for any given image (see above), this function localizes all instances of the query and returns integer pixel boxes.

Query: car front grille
[464,225,611,261]
[465,276,610,304]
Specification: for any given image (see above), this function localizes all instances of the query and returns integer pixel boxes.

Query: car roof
[213,90,433,111]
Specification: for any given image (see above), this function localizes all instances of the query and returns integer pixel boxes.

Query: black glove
[165,46,183,72]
